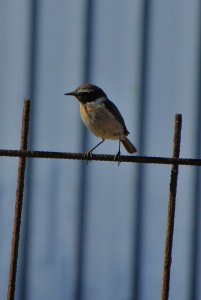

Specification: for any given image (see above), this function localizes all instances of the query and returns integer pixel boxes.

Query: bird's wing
[104,99,130,135]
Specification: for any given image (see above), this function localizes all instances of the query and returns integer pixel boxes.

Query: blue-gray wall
[0,1,200,299]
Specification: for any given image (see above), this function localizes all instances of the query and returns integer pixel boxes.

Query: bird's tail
[121,137,137,154]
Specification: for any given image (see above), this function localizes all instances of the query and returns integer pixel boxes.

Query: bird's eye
[80,92,89,97]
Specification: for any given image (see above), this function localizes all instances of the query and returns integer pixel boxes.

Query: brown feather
[121,137,137,153]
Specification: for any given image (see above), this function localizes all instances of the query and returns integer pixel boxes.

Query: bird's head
[64,83,107,104]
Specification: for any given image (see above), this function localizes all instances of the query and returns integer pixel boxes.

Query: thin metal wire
[7,100,30,300]
[0,149,200,166]
[161,114,182,300]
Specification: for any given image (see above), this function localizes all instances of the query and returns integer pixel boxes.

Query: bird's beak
[64,91,75,96]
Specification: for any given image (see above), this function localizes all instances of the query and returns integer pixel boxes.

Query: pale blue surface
[0,1,200,299]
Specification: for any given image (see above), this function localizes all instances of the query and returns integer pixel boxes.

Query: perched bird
[64,84,137,158]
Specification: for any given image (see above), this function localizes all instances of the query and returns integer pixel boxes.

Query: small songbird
[64,84,137,157]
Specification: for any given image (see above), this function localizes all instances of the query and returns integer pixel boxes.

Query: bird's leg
[114,140,121,166]
[84,139,105,162]
[88,139,105,153]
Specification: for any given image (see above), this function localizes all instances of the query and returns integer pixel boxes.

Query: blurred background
[0,0,201,299]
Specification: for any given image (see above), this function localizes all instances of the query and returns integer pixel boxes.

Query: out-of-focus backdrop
[0,1,201,299]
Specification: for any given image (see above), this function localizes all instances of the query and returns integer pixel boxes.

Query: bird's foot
[84,151,93,165]
[114,150,121,167]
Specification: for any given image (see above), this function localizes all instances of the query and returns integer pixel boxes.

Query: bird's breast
[79,103,94,127]
[79,103,125,139]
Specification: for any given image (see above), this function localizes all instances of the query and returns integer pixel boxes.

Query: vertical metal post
[7,100,30,300]
[161,114,182,300]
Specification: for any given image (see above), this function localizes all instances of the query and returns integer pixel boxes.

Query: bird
[64,84,137,159]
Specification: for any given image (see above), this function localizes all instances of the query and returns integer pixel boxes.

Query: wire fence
[2,100,200,300]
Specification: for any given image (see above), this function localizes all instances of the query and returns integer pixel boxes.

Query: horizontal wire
[0,149,200,166]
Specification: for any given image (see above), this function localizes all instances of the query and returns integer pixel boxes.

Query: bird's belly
[80,104,124,140]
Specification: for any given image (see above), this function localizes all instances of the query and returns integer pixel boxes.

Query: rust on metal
[0,149,200,166]
[7,100,30,300]
[161,114,182,300]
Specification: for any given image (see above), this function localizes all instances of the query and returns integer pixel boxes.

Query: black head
[64,83,107,103]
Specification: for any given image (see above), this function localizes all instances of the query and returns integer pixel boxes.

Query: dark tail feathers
[121,137,137,154]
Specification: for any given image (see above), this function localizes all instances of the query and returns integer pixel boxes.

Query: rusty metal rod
[0,149,200,166]
[161,114,182,300]
[7,100,30,300]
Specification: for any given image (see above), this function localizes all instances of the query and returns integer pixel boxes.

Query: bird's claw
[114,151,121,166]
[84,151,93,164]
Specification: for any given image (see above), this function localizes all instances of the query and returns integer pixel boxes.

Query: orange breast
[79,103,125,140]
[80,104,91,127]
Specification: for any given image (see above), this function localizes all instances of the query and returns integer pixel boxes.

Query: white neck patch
[94,96,107,104]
